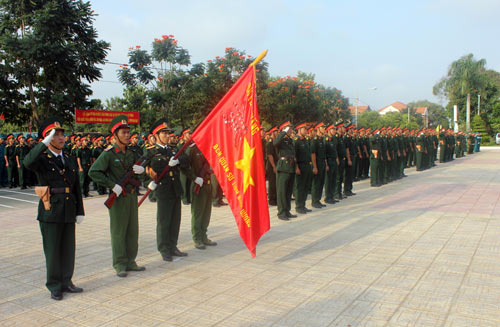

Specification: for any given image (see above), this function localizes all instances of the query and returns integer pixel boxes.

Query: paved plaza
[1,148,500,326]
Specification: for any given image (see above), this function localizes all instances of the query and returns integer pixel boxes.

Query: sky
[89,0,500,111]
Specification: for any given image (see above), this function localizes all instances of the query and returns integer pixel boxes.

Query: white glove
[148,181,157,191]
[194,177,203,187]
[168,158,179,167]
[76,215,84,224]
[132,164,145,174]
[283,127,290,133]
[112,184,123,196]
[42,129,56,146]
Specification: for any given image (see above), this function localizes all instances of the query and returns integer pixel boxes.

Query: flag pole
[250,50,268,67]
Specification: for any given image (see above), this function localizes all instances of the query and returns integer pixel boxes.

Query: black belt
[51,187,71,194]
[279,157,295,161]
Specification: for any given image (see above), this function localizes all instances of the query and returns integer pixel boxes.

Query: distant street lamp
[354,87,377,126]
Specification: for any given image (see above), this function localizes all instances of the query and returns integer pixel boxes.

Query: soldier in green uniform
[467,132,475,154]
[145,119,189,261]
[92,135,107,195]
[24,117,85,300]
[294,123,313,214]
[311,123,327,207]
[4,134,18,188]
[369,129,381,187]
[76,135,92,197]
[88,115,146,277]
[15,134,30,189]
[188,143,218,249]
[273,122,297,220]
[265,127,278,206]
[143,133,158,202]
[178,128,193,205]
[343,123,356,196]
[324,124,339,203]
[335,122,347,199]
[415,130,425,171]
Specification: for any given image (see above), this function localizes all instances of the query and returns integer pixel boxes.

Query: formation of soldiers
[262,122,482,220]
[0,117,483,301]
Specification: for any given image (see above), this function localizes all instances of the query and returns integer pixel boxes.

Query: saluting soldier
[24,117,85,301]
[311,123,327,207]
[274,121,297,221]
[294,123,313,214]
[188,143,218,249]
[145,119,189,261]
[324,124,339,203]
[88,115,146,277]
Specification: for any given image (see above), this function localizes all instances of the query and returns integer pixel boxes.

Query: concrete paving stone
[3,150,500,325]
[387,307,447,326]
[0,309,59,326]
[43,319,84,327]
[444,314,500,327]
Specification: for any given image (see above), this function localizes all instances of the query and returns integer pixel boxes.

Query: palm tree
[433,54,487,131]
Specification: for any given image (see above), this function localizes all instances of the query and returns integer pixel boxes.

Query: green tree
[433,54,488,126]
[0,0,110,126]
[407,100,449,129]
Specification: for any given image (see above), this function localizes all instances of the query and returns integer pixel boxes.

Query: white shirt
[49,149,65,165]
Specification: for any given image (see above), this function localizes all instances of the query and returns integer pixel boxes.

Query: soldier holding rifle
[88,115,147,277]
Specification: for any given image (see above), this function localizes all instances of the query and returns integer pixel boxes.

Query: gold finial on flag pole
[250,50,268,67]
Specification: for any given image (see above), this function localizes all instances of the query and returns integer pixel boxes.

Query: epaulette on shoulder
[104,145,114,152]
[294,137,299,141]
[146,144,155,149]
[326,137,330,141]
[314,137,317,140]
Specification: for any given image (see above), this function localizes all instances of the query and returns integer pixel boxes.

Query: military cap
[325,124,336,132]
[6,133,14,141]
[16,134,25,141]
[335,122,344,128]
[315,122,325,130]
[130,131,139,139]
[150,118,170,135]
[38,116,65,139]
[296,123,308,130]
[181,128,191,138]
[279,121,292,131]
[110,115,129,133]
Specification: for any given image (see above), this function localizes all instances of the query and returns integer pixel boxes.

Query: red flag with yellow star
[191,64,270,257]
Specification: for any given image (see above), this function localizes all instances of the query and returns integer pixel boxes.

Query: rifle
[138,139,192,207]
[194,160,213,195]
[104,154,150,209]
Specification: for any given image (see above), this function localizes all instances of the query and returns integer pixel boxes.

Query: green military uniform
[92,139,107,195]
[311,128,327,207]
[265,136,278,206]
[177,132,192,205]
[343,131,355,195]
[189,144,217,247]
[24,117,84,299]
[416,133,425,171]
[273,124,296,220]
[77,141,92,196]
[147,119,189,260]
[324,127,339,203]
[15,137,30,188]
[143,142,157,202]
[467,133,475,154]
[88,116,145,276]
[336,128,347,199]
[5,135,18,188]
[369,132,381,186]
[294,132,313,213]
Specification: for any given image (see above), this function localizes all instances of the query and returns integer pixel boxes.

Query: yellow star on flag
[235,137,255,193]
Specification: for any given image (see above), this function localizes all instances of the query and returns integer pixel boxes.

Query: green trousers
[312,160,326,204]
[416,151,423,171]
[276,171,294,216]
[191,182,212,243]
[39,222,75,291]
[7,163,17,187]
[295,163,312,210]
[79,168,91,196]
[267,170,277,205]
[156,189,181,256]
[211,175,223,205]
[180,172,192,205]
[370,157,379,186]
[324,159,338,201]
[109,193,139,272]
